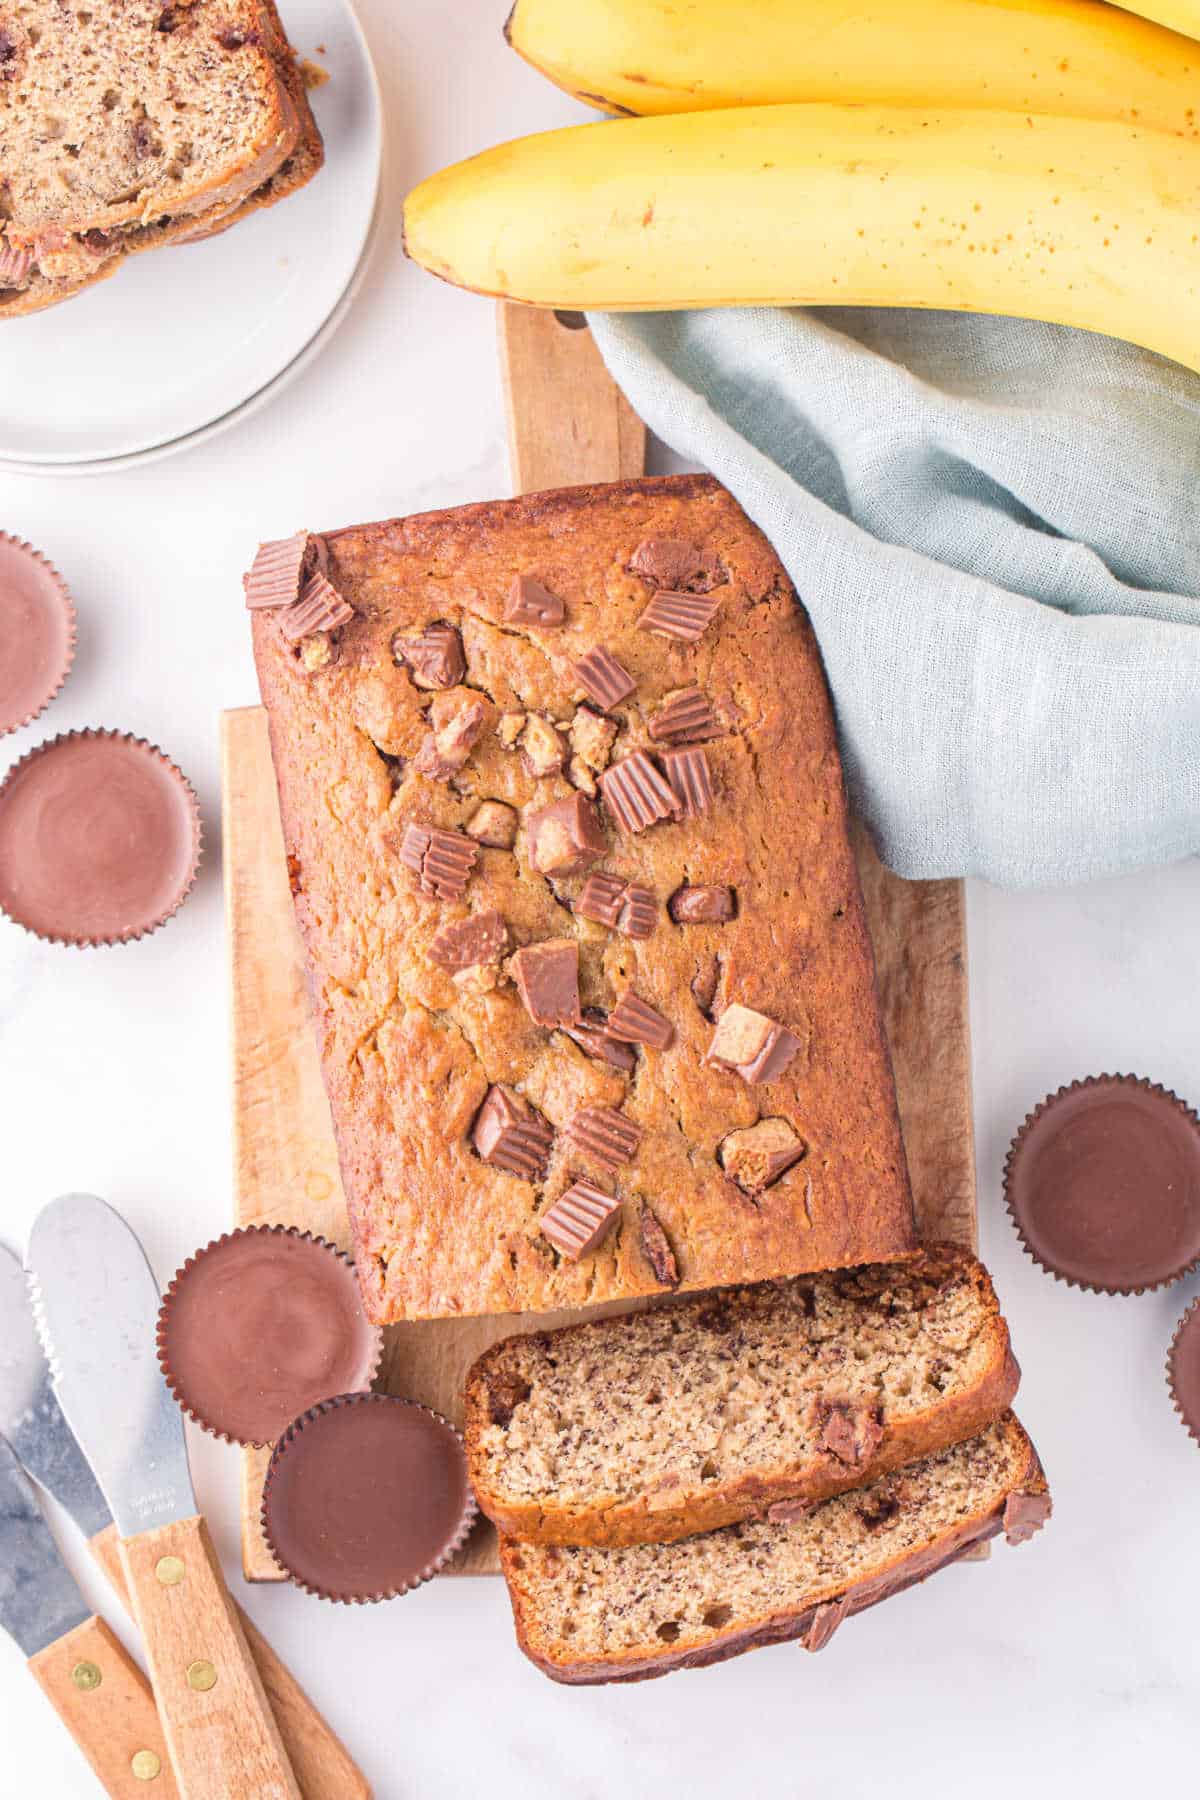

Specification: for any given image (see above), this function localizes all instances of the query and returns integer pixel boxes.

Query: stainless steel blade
[26,1195,194,1540]
[0,1432,90,1658]
[0,1244,111,1540]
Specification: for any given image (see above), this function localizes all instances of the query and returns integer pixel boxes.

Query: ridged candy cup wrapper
[0,535,76,735]
[1167,1299,1200,1448]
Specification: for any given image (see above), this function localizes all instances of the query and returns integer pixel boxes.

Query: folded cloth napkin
[587,307,1200,888]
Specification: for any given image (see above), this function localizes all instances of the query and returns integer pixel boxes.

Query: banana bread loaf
[248,474,916,1324]
[500,1413,1050,1683]
[465,1244,1019,1545]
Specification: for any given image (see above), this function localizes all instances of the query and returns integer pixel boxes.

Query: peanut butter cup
[157,1227,383,1447]
[1167,1299,1200,1447]
[0,730,201,945]
[1004,1075,1200,1295]
[261,1394,478,1602]
[0,535,75,734]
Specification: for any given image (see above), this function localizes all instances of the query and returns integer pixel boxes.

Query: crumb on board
[301,57,330,90]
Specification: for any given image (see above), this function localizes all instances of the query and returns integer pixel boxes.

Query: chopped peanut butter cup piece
[719,1118,806,1192]
[637,588,723,643]
[561,1009,637,1073]
[526,794,606,876]
[279,573,355,643]
[511,938,581,1028]
[574,646,635,712]
[244,531,318,610]
[0,244,34,289]
[670,884,735,924]
[606,989,673,1050]
[814,1398,885,1468]
[392,623,465,689]
[540,1180,621,1260]
[639,1201,679,1287]
[466,799,517,849]
[398,822,478,901]
[648,687,722,745]
[506,574,565,627]
[569,704,618,773]
[802,1597,850,1654]
[414,691,488,781]
[661,745,712,819]
[708,1002,801,1084]
[1003,1488,1052,1546]
[428,909,507,972]
[576,870,627,928]
[601,750,680,835]
[519,714,567,778]
[630,537,724,593]
[473,1085,553,1180]
[618,884,657,940]
[567,1106,642,1172]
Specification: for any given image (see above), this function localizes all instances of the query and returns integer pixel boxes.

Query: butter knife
[0,1430,178,1797]
[27,1194,301,1800]
[0,1239,370,1800]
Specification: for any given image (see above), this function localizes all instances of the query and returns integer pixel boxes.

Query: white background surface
[1,3,1198,1795]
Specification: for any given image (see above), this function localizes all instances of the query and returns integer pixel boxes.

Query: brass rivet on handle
[131,1749,162,1781]
[71,1660,102,1692]
[155,1555,185,1586]
[186,1659,217,1692]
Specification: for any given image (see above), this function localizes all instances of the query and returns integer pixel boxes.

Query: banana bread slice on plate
[500,1412,1049,1683]
[466,1245,1019,1546]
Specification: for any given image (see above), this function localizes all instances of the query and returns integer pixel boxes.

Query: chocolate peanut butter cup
[1167,1299,1200,1447]
[262,1394,477,1602]
[1004,1075,1200,1295]
[0,535,76,734]
[157,1227,384,1447]
[0,730,201,946]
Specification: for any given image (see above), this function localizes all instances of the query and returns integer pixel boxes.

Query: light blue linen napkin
[587,307,1200,887]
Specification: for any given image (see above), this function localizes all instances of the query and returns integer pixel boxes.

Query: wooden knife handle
[115,1515,300,1800]
[29,1613,180,1798]
[91,1525,369,1800]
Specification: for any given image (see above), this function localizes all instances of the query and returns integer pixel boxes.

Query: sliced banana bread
[465,1245,1019,1546]
[500,1413,1049,1684]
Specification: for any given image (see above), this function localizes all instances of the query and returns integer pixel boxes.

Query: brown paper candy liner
[1167,1298,1200,1448]
[0,729,202,947]
[1003,1074,1200,1296]
[261,1393,479,1603]
[156,1226,384,1447]
[0,534,76,734]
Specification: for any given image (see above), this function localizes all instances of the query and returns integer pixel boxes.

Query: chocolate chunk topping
[660,745,712,818]
[802,1596,850,1653]
[392,622,465,690]
[506,574,565,626]
[414,691,488,781]
[606,989,673,1050]
[486,1371,531,1428]
[567,1106,642,1171]
[648,686,722,744]
[670,884,735,924]
[814,1399,885,1467]
[630,538,724,593]
[526,794,606,876]
[243,531,317,609]
[472,1084,554,1180]
[398,822,478,900]
[279,573,355,643]
[428,909,507,972]
[540,1179,621,1261]
[511,938,581,1028]
[708,1002,801,1084]
[1003,1487,1052,1545]
[561,1009,637,1073]
[858,1493,902,1531]
[465,800,517,849]
[639,1201,679,1288]
[637,589,723,643]
[576,871,627,928]
[618,884,657,940]
[601,751,680,835]
[765,1496,816,1525]
[0,241,34,288]
[573,646,636,712]
[718,1117,806,1192]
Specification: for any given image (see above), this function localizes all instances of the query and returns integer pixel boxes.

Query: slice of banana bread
[500,1413,1049,1684]
[465,1245,1019,1546]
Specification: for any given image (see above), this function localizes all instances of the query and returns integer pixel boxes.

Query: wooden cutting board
[224,308,976,1581]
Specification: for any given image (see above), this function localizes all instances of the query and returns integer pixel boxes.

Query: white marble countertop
[1,3,1198,1793]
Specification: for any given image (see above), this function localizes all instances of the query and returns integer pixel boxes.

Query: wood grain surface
[228,306,974,1581]
[28,1613,179,1800]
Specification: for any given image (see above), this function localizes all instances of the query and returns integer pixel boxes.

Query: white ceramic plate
[0,0,381,473]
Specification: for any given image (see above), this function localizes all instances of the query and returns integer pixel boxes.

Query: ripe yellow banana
[1116,0,1200,35]
[506,0,1200,133]
[403,105,1200,376]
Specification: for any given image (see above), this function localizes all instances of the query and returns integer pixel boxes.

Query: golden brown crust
[252,475,916,1323]
[464,1245,1019,1545]
[500,1414,1048,1684]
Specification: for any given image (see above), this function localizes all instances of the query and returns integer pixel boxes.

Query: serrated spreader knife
[26,1193,301,1800]
[0,1430,178,1796]
[0,1237,370,1799]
